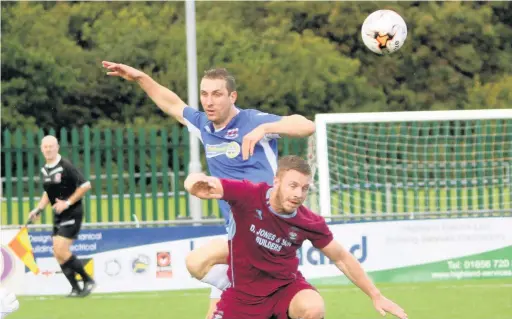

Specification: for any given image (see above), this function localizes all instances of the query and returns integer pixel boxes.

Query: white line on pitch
[21,283,512,301]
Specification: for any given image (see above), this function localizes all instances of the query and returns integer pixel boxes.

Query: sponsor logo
[105,259,121,277]
[156,252,172,278]
[298,236,368,266]
[131,254,150,274]
[205,142,241,159]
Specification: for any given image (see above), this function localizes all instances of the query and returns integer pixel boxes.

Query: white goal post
[311,109,512,220]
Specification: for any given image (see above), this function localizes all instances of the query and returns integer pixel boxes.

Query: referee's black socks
[60,259,81,292]
[66,255,93,283]
[60,255,93,292]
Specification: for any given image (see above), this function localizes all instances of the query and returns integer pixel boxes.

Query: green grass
[2,186,510,225]
[10,279,512,319]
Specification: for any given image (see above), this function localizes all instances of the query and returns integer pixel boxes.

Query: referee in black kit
[28,135,96,297]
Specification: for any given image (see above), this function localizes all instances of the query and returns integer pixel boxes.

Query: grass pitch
[10,278,512,319]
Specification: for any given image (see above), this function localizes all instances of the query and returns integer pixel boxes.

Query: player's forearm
[260,115,315,137]
[334,254,381,300]
[66,182,92,205]
[135,73,187,124]
[36,192,50,210]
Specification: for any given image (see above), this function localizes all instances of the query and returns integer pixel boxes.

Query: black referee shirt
[41,155,87,215]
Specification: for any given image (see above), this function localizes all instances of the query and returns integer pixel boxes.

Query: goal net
[308,109,512,220]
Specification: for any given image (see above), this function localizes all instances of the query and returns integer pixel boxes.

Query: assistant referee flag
[8,227,39,275]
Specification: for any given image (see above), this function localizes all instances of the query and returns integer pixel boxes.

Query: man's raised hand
[184,173,222,200]
[102,61,144,82]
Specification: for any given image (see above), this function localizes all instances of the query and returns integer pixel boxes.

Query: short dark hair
[276,155,311,177]
[202,68,236,93]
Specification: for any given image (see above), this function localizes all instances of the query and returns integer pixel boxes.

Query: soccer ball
[361,10,407,55]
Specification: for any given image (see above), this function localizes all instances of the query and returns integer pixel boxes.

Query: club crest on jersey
[288,227,300,242]
[224,128,239,139]
[54,173,62,183]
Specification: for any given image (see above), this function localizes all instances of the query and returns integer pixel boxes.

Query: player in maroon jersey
[184,155,408,319]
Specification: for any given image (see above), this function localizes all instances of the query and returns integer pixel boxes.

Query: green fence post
[127,128,137,224]
[127,129,136,223]
[60,128,69,158]
[138,128,147,222]
[83,126,92,223]
[291,138,300,156]
[182,128,191,218]
[282,137,290,156]
[3,130,13,224]
[105,129,114,222]
[15,129,24,225]
[150,129,159,221]
[27,130,36,217]
[37,129,47,224]
[161,129,170,220]
[115,128,125,222]
[71,128,80,165]
[93,128,102,222]
[172,126,181,218]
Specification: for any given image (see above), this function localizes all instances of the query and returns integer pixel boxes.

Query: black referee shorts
[53,212,83,240]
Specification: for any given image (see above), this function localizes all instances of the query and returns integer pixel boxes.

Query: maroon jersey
[220,178,333,297]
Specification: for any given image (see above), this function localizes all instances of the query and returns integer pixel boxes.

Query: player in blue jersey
[102,61,316,317]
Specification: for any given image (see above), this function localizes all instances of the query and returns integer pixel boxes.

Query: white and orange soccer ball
[361,9,408,55]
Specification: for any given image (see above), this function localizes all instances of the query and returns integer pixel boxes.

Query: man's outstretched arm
[259,114,315,138]
[321,240,408,319]
[184,173,224,200]
[184,173,258,202]
[102,61,187,125]
[242,113,315,160]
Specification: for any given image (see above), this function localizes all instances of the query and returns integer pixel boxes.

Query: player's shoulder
[59,157,73,166]
[240,179,271,199]
[239,179,270,191]
[240,108,276,118]
[297,205,326,222]
[183,106,208,123]
[60,157,79,170]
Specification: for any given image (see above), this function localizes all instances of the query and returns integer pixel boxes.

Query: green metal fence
[1,127,307,226]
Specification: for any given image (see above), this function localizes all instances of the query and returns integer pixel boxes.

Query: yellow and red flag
[8,227,39,275]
